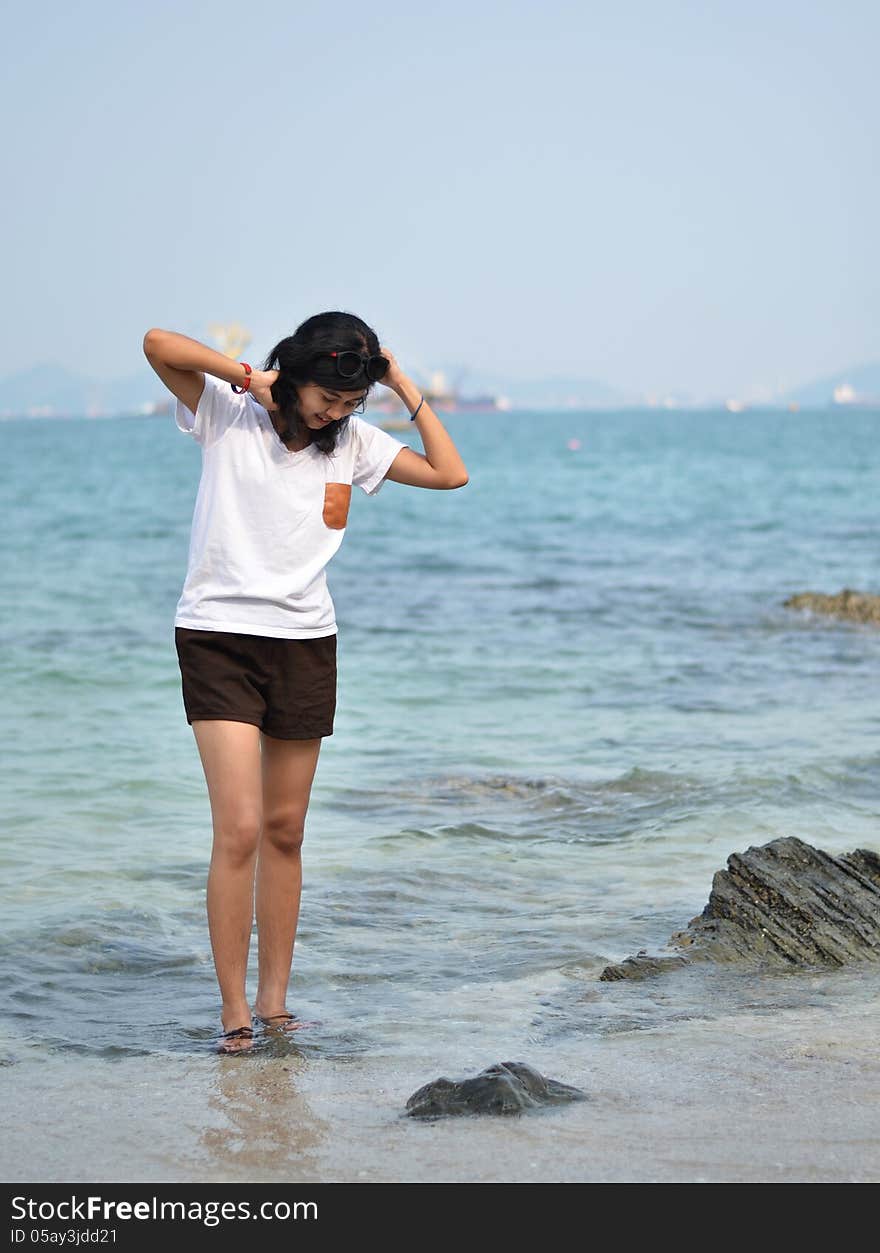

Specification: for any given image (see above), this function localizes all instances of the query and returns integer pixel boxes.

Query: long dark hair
[263,311,383,453]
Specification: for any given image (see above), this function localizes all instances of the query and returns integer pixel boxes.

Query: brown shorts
[174,628,337,739]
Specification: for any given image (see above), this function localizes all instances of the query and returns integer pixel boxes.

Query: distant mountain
[4,358,878,418]
[0,364,164,418]
[2,363,630,416]
[779,361,880,408]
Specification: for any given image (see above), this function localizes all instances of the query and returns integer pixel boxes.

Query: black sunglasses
[326,351,389,383]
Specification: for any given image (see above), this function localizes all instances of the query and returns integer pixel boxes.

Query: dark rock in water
[599,951,689,982]
[405,1061,586,1119]
[784,589,880,625]
[600,837,880,980]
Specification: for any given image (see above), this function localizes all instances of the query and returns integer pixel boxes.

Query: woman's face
[296,382,367,429]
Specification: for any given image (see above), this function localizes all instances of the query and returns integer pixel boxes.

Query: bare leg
[192,720,263,1049]
[254,734,322,1025]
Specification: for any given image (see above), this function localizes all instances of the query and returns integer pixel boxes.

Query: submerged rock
[405,1061,586,1119]
[600,952,689,981]
[784,589,880,625]
[600,837,880,980]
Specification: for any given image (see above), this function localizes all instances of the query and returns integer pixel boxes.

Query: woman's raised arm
[143,329,277,414]
[380,350,469,490]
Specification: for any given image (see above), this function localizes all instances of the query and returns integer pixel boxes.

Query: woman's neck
[271,412,311,452]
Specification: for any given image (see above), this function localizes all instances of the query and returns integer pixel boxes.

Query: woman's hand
[378,347,408,394]
[249,368,279,411]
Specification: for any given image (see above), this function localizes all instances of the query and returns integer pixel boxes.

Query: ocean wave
[3,913,204,975]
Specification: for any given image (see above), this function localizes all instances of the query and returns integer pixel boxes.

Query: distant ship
[831,382,880,408]
[375,370,509,429]
[421,370,509,412]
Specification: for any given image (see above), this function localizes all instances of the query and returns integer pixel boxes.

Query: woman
[144,312,468,1053]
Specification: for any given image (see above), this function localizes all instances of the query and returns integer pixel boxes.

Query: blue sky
[4,0,877,400]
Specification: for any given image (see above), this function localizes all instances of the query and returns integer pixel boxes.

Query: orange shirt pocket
[323,482,352,530]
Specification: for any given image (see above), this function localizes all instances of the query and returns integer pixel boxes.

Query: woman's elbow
[444,470,469,489]
[142,328,166,360]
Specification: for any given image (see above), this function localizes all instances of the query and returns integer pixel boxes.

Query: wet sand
[5,992,880,1183]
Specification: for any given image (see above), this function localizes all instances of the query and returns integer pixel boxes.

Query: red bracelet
[231,362,252,394]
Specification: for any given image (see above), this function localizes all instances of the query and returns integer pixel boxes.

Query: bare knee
[262,808,306,856]
[212,813,262,866]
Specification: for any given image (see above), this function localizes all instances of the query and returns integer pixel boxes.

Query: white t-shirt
[174,375,405,638]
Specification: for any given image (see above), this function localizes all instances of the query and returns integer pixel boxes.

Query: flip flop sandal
[218,1026,255,1054]
[255,1013,317,1030]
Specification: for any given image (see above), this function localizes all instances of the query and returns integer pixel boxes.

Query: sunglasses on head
[325,351,389,383]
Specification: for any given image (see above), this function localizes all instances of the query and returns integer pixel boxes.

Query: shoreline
[5,988,880,1184]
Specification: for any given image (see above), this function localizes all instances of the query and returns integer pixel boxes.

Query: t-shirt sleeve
[350,418,407,495]
[175,374,246,445]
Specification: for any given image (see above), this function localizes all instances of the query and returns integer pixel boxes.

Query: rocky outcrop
[600,837,880,981]
[405,1061,586,1118]
[784,589,880,624]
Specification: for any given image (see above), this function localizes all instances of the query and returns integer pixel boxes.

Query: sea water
[1,406,879,1116]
